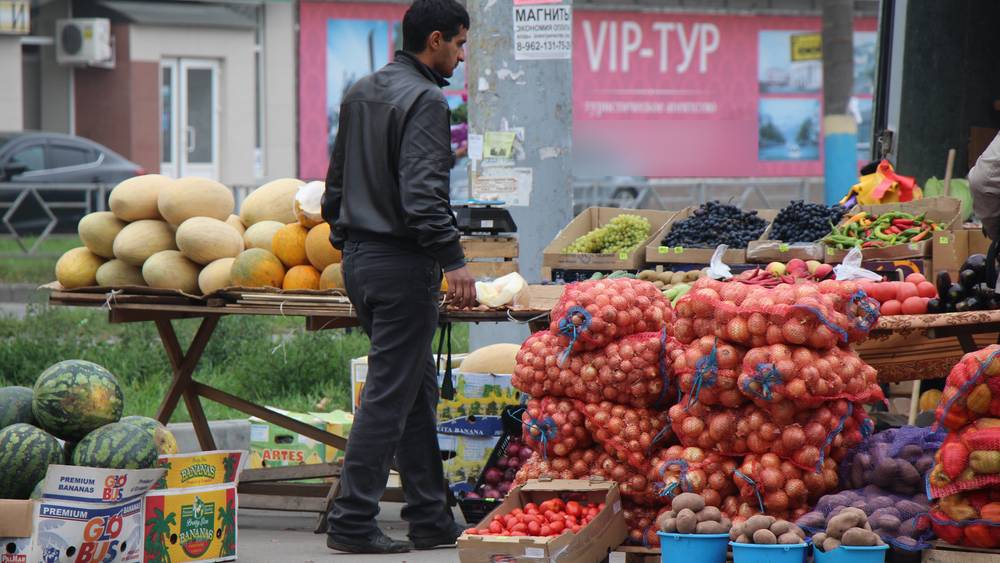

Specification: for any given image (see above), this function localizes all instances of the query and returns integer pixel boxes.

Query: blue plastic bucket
[657,533,729,563]
[730,541,810,563]
[813,544,889,563]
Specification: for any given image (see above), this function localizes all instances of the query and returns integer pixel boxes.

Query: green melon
[0,386,35,428]
[0,423,64,499]
[72,422,158,469]
[120,415,179,455]
[32,360,124,442]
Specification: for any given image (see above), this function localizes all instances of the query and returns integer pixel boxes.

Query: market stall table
[45,286,556,526]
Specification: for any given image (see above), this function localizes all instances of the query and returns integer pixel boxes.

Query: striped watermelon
[0,423,63,499]
[0,386,35,429]
[120,415,179,455]
[72,422,158,469]
[32,360,124,441]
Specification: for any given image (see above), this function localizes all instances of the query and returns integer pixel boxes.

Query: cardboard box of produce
[967,227,991,256]
[823,197,963,263]
[353,354,520,438]
[543,208,676,271]
[457,479,627,563]
[14,464,166,563]
[439,433,501,490]
[249,408,328,479]
[647,208,778,265]
[145,450,247,563]
[862,259,931,281]
[0,499,35,560]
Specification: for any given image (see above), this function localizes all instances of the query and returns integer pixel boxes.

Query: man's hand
[444,266,477,309]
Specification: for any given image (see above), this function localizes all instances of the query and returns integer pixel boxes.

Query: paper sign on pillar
[144,450,247,563]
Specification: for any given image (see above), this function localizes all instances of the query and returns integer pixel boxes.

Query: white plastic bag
[833,247,882,281]
[475,272,528,307]
[708,244,732,280]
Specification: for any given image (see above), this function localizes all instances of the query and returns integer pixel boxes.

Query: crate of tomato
[822,197,963,263]
[457,478,627,563]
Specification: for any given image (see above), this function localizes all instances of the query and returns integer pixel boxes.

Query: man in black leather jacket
[321,0,476,554]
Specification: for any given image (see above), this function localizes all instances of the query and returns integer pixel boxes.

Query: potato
[752,529,777,544]
[671,493,706,513]
[841,528,879,547]
[790,525,806,539]
[770,520,792,536]
[896,500,927,516]
[671,272,686,284]
[811,532,827,548]
[720,518,732,532]
[696,506,722,523]
[729,523,745,541]
[899,444,924,459]
[676,509,698,534]
[655,511,675,532]
[899,463,921,486]
[822,537,842,553]
[868,496,894,511]
[778,532,803,545]
[696,521,727,535]
[915,455,934,475]
[827,510,866,539]
[735,534,751,544]
[659,518,677,533]
[745,515,776,535]
[869,514,901,533]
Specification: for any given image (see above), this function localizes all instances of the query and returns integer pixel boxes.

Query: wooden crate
[461,236,518,279]
[922,542,1000,563]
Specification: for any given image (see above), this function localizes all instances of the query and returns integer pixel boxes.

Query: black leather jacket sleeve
[398,94,465,271]
[322,112,348,250]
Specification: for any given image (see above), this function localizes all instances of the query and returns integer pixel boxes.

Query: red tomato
[906,273,927,284]
[572,525,582,533]
[896,283,919,302]
[901,296,928,315]
[467,528,479,535]
[880,299,902,316]
[870,283,895,303]
[527,521,541,536]
[489,521,503,534]
[524,503,538,512]
[917,281,937,298]
[566,501,582,517]
[512,523,527,533]
[550,520,565,534]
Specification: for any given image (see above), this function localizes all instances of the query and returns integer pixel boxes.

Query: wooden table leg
[957,332,978,354]
[154,316,220,450]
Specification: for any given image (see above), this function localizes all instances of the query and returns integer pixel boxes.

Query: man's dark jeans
[327,240,455,542]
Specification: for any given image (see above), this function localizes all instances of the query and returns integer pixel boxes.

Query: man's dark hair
[402,0,470,53]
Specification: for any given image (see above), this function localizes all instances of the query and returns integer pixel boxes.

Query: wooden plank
[241,463,342,483]
[923,543,1000,563]
[238,482,332,498]
[192,382,349,453]
[239,493,329,512]
[466,261,519,279]
[461,237,518,259]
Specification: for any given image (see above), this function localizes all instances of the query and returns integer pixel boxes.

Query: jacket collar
[395,50,450,88]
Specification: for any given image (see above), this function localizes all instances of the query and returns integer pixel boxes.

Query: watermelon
[0,423,63,499]
[72,422,158,469]
[0,386,35,428]
[120,415,179,455]
[32,360,124,441]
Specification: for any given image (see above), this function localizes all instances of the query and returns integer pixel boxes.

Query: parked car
[0,131,143,233]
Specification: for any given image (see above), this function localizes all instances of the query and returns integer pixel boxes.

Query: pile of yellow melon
[56,177,344,294]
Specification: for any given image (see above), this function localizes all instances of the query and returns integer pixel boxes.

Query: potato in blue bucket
[655,493,734,563]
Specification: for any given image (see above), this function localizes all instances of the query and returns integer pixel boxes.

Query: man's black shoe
[327,531,413,554]
[410,522,467,550]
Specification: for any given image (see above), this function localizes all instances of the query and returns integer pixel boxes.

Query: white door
[160,59,220,179]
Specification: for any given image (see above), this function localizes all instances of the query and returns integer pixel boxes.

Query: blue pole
[823,115,858,206]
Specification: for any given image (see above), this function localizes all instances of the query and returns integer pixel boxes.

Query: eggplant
[974,283,997,301]
[960,269,980,288]
[926,298,944,314]
[964,296,984,312]
[948,283,967,303]
[936,272,953,302]
[961,254,988,278]
[945,300,958,313]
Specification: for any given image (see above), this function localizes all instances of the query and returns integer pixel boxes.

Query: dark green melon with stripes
[32,360,124,442]
[0,386,35,429]
[120,415,179,455]
[0,423,63,499]
[72,422,158,469]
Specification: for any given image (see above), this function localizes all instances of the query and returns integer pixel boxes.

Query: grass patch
[0,235,82,284]
[0,304,469,422]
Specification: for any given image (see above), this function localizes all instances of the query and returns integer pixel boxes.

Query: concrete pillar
[466,0,574,350]
[263,2,298,179]
[0,36,23,130]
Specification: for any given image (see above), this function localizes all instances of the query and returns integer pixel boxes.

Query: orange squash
[319,264,345,290]
[919,389,942,412]
[272,223,309,268]
[305,223,342,271]
[283,265,321,290]
[230,248,285,288]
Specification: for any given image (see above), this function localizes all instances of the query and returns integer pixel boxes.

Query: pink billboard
[298,2,876,179]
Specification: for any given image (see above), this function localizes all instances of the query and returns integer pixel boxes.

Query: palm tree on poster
[218,498,237,557]
[145,508,176,563]
[223,454,239,483]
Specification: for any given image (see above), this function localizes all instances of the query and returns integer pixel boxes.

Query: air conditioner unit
[56,18,114,67]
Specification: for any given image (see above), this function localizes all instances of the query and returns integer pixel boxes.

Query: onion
[483,487,501,500]
[519,446,534,460]
[498,482,512,496]
[496,456,509,469]
[484,468,504,485]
